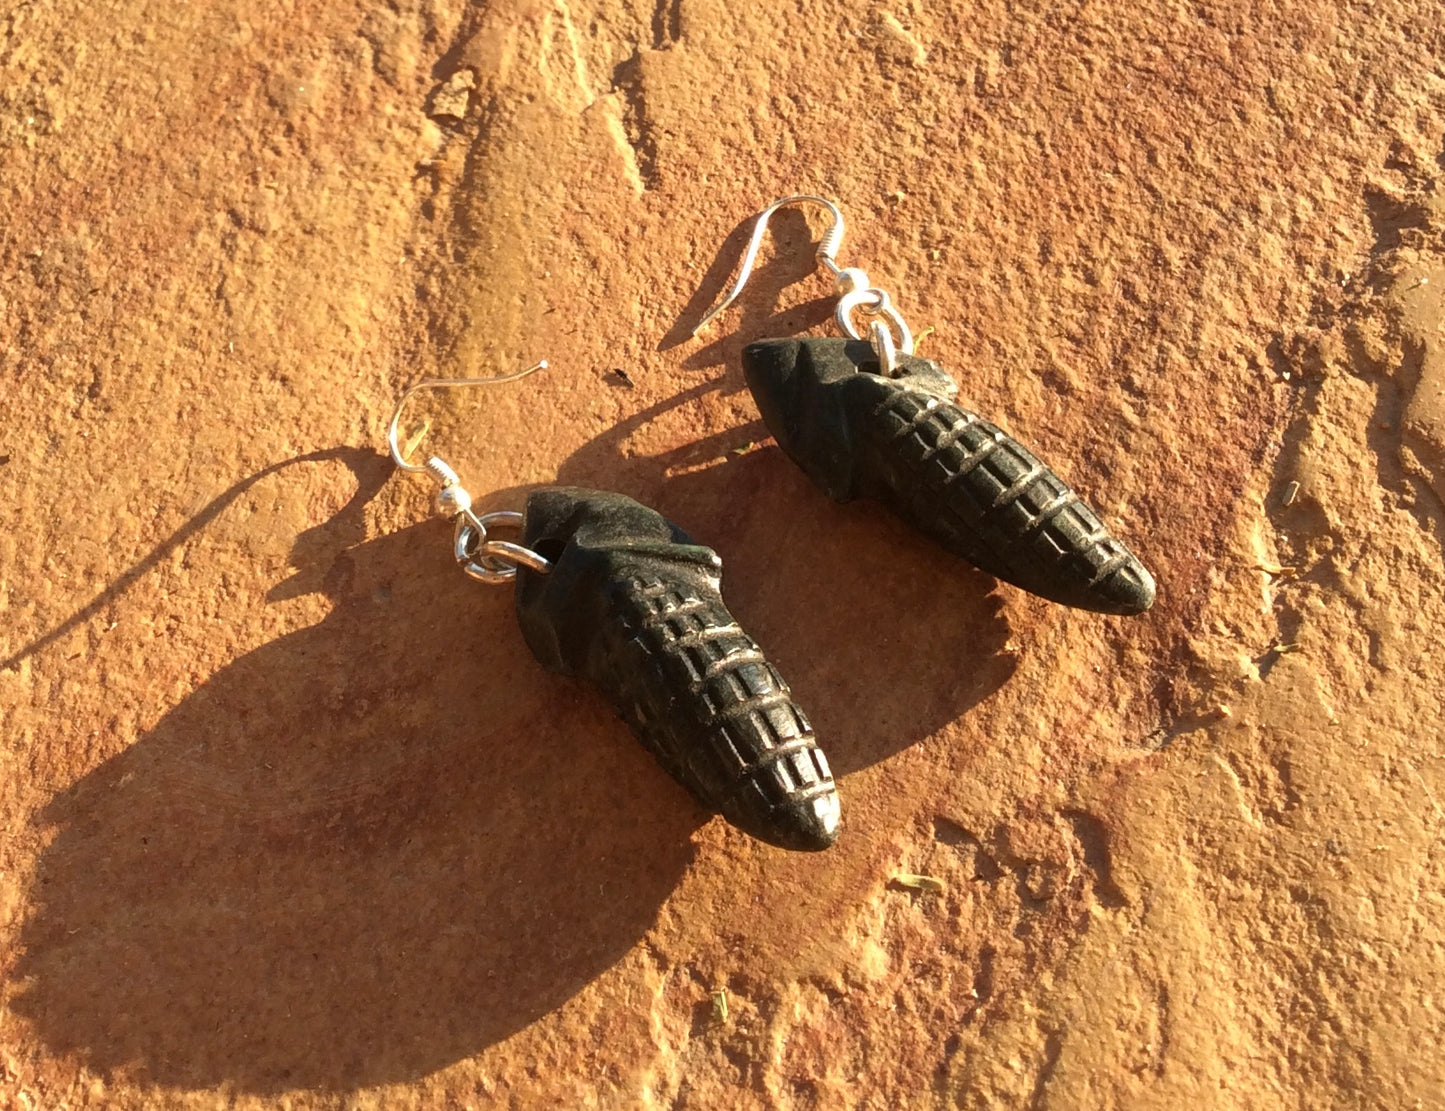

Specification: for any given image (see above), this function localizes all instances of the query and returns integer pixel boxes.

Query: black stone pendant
[513,487,839,850]
[741,338,1155,616]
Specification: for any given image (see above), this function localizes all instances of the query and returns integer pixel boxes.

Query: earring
[386,363,840,851]
[693,195,1156,617]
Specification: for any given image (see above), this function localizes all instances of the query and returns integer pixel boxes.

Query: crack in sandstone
[609,50,662,193]
[650,0,681,50]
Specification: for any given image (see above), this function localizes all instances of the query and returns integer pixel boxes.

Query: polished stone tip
[752,788,841,852]
[1091,556,1157,616]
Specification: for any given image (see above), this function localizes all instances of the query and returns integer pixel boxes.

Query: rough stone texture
[1,0,1442,1107]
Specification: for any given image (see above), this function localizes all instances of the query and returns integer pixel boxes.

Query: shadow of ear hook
[690,194,848,337]
[659,196,844,354]
[1,447,391,674]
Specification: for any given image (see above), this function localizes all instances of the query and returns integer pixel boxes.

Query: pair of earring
[385,195,1155,853]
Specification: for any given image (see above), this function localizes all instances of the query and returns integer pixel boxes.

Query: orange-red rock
[2,0,1443,1106]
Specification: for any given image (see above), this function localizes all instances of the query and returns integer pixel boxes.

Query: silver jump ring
[869,320,900,377]
[454,510,553,584]
[836,287,915,364]
[480,539,553,575]
[835,286,885,338]
[454,512,509,583]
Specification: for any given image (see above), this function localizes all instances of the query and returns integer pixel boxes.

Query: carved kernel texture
[741,337,1155,616]
[865,386,1155,615]
[514,487,839,851]
[610,577,837,842]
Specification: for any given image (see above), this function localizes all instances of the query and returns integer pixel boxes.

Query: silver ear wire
[692,194,847,337]
[387,361,548,475]
[387,359,554,583]
[691,195,915,374]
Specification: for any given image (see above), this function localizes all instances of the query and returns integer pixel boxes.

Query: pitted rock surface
[2,1,1443,1107]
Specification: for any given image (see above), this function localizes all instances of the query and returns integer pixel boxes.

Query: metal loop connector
[869,320,900,377]
[834,286,885,337]
[836,287,914,367]
[455,509,552,583]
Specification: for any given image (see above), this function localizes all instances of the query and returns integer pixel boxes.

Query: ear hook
[690,195,915,375]
[691,194,848,337]
[387,360,548,476]
[387,359,553,584]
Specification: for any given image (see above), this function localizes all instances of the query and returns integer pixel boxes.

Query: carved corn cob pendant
[513,486,840,851]
[742,338,1156,615]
